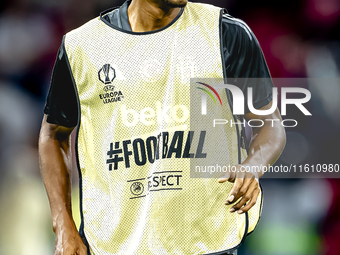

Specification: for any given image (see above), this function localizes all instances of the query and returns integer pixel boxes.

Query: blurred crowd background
[0,0,339,254]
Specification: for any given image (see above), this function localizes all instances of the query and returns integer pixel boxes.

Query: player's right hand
[53,219,87,255]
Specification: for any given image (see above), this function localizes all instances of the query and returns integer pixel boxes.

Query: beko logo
[120,101,189,127]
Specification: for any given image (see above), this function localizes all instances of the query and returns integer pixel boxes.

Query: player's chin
[165,0,187,8]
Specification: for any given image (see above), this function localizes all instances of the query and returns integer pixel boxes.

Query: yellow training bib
[64,2,262,254]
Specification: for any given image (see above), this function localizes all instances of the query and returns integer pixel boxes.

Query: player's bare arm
[219,101,286,214]
[39,115,87,255]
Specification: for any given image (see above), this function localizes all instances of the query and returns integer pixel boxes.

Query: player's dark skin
[39,0,286,254]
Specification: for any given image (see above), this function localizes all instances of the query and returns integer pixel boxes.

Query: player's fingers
[225,170,248,204]
[227,176,255,206]
[227,177,253,207]
[240,186,260,213]
[229,191,251,213]
[225,176,244,204]
[229,181,255,212]
[231,180,259,213]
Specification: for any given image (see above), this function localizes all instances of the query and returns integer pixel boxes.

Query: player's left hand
[218,164,260,214]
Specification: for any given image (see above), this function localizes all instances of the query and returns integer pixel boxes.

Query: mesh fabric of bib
[64,2,262,254]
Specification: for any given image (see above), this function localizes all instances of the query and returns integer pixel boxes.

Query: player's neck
[127,0,181,32]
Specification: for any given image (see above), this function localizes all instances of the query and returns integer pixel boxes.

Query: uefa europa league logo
[98,64,116,92]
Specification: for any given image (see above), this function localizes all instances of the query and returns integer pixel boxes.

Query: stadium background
[0,0,339,254]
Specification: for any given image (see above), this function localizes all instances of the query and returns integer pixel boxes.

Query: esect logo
[127,173,183,199]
